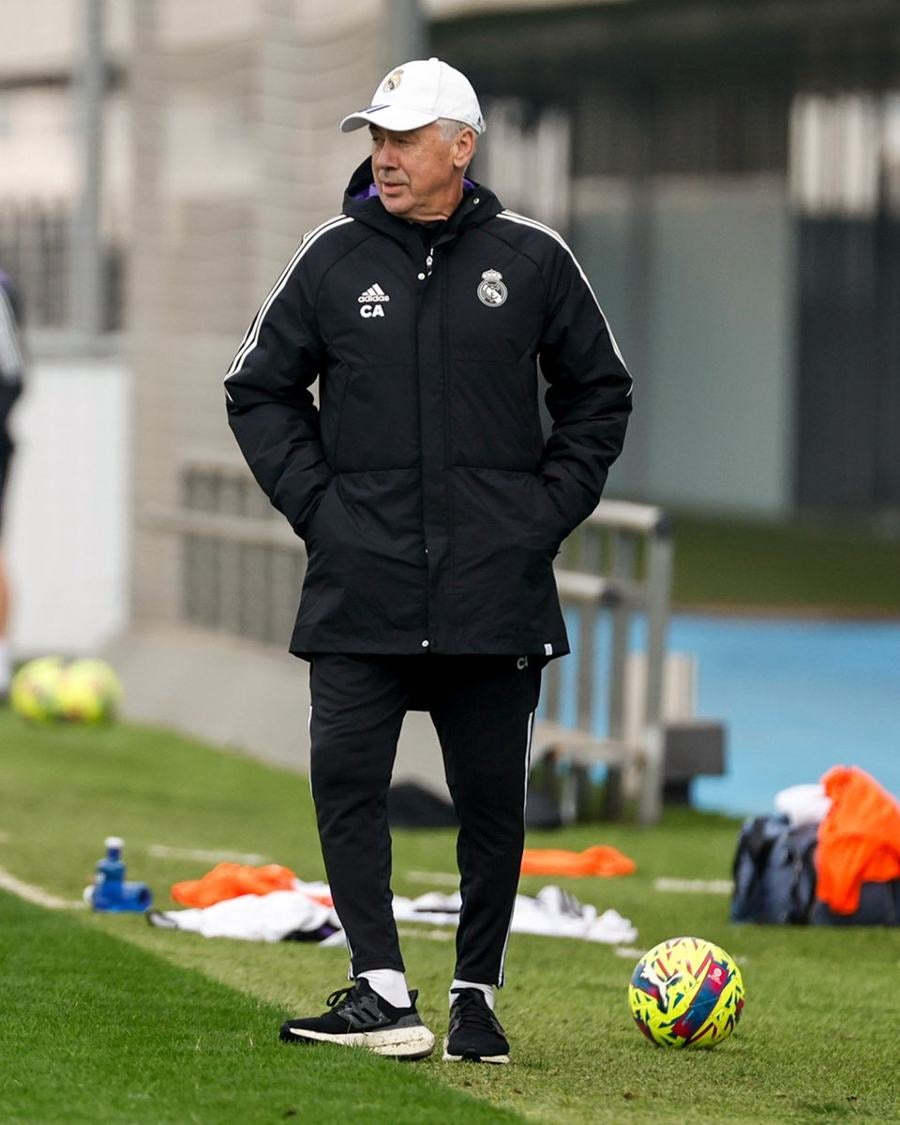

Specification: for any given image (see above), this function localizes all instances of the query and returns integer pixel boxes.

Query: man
[225,58,631,1063]
[0,266,25,700]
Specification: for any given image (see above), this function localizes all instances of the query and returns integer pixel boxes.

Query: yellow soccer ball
[9,657,65,722]
[55,659,123,724]
[629,935,745,1048]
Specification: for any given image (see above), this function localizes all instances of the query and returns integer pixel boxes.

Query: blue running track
[546,613,900,817]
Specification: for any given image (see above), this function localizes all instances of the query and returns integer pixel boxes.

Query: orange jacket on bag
[520,845,636,878]
[171,863,299,907]
[816,766,900,915]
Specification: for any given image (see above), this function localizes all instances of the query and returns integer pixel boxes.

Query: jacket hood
[342,158,502,244]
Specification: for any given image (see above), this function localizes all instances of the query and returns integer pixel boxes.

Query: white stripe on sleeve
[0,286,24,381]
[225,214,354,389]
[497,209,632,395]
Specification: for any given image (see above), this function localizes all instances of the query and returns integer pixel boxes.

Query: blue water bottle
[92,836,126,910]
[90,836,152,912]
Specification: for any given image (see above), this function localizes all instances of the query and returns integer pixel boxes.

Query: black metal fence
[180,462,306,647]
[796,215,900,510]
[0,199,123,331]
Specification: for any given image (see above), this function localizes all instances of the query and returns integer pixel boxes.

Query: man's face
[369,122,473,222]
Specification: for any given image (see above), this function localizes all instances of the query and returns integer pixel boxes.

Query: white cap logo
[340,57,486,136]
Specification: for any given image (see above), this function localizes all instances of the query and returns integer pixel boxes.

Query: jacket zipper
[415,245,435,649]
[439,248,457,643]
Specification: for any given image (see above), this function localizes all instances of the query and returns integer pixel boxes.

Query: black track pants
[308,653,542,986]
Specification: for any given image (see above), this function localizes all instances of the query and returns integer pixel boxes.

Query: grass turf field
[669,511,900,615]
[1,710,898,1123]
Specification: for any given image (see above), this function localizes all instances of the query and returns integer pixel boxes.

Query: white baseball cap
[340,57,485,135]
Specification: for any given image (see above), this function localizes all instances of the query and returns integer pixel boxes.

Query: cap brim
[340,105,439,134]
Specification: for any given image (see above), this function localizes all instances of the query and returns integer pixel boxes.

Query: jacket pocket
[303,476,337,544]
[530,475,569,551]
[450,466,561,559]
[449,466,560,636]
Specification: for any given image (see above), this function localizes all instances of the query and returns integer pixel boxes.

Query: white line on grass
[148,845,270,865]
[0,866,84,910]
[404,871,460,887]
[654,878,733,895]
[397,926,455,942]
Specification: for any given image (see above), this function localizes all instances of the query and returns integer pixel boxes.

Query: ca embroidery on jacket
[359,283,390,318]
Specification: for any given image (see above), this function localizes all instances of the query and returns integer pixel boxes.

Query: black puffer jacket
[226,162,631,658]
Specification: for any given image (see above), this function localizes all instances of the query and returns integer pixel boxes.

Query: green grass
[0,890,517,1125]
[670,511,900,615]
[1,710,899,1123]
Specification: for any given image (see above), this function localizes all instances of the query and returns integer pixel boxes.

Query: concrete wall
[425,0,635,14]
[0,1,132,205]
[574,174,795,515]
[647,178,795,514]
[0,0,131,76]
[6,355,130,656]
[129,0,385,631]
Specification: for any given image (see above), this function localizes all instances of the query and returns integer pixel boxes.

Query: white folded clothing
[150,881,637,946]
[774,783,832,827]
[148,889,340,943]
[389,884,637,944]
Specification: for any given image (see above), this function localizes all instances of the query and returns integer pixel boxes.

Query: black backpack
[730,815,818,924]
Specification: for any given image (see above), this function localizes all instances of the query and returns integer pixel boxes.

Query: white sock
[450,979,495,1010]
[0,642,10,693]
[359,969,411,1009]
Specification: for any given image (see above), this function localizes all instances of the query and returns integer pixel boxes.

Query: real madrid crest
[382,68,404,92]
[477,269,508,308]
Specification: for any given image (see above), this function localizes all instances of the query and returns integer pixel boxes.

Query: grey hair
[437,117,474,142]
[437,118,477,176]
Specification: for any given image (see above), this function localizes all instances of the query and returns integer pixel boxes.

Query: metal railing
[537,499,673,825]
[158,463,676,822]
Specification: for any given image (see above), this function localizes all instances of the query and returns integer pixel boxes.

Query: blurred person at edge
[0,266,25,699]
[225,59,632,1063]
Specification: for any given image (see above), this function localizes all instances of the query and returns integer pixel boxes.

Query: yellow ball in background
[629,935,745,1048]
[9,657,65,722]
[55,659,123,724]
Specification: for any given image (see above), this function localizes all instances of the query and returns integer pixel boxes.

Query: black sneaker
[443,988,510,1064]
[279,980,435,1060]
